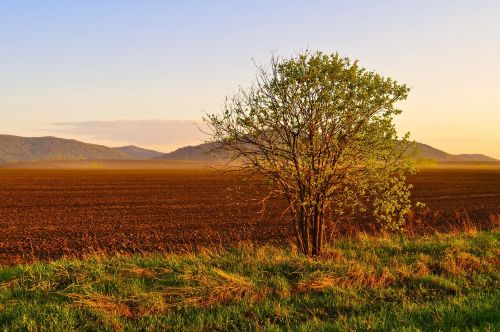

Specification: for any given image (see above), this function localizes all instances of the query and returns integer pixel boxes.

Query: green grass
[0,231,498,331]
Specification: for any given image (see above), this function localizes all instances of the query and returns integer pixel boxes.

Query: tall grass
[0,231,498,331]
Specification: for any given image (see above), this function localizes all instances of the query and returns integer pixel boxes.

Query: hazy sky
[1,1,499,156]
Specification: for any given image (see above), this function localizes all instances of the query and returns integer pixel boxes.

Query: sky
[0,1,499,157]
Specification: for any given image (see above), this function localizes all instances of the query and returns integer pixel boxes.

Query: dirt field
[0,165,499,265]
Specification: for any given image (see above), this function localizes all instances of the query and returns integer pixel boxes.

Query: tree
[205,51,415,256]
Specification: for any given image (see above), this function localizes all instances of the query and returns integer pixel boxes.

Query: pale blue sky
[1,1,499,156]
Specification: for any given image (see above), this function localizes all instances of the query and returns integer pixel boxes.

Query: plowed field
[0,167,499,264]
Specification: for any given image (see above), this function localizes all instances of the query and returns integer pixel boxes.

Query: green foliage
[206,51,416,255]
[372,175,413,230]
[0,231,498,331]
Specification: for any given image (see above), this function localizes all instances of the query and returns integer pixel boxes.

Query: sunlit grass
[0,231,498,331]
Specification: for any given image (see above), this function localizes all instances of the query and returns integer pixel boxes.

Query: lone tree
[205,52,415,256]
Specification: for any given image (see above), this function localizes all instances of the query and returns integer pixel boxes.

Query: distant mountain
[414,142,496,162]
[155,141,497,163]
[0,134,495,164]
[113,145,164,159]
[154,142,219,161]
[0,135,162,162]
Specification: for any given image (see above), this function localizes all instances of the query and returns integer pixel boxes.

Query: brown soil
[0,167,498,265]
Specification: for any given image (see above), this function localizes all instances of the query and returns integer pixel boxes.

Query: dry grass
[162,267,258,309]
[439,250,482,276]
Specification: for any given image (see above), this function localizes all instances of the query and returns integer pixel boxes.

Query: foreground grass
[0,231,498,331]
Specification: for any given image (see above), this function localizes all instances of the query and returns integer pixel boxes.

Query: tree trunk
[295,205,324,257]
[294,204,309,256]
[311,208,323,257]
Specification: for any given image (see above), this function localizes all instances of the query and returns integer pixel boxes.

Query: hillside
[154,142,219,161]
[414,142,496,162]
[0,135,495,163]
[113,145,164,159]
[0,135,161,162]
[156,141,497,162]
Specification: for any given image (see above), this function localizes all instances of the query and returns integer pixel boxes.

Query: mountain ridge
[154,141,497,163]
[0,134,496,163]
[0,135,163,162]
[414,142,496,162]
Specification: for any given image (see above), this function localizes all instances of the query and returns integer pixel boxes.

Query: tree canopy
[206,51,415,256]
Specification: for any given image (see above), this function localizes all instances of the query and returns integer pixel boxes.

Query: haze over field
[1,1,499,158]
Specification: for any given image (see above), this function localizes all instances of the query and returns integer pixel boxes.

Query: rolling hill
[155,141,497,163]
[413,142,496,162]
[0,135,163,162]
[154,142,220,161]
[0,134,495,163]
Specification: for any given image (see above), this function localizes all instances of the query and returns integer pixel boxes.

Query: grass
[0,230,498,331]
